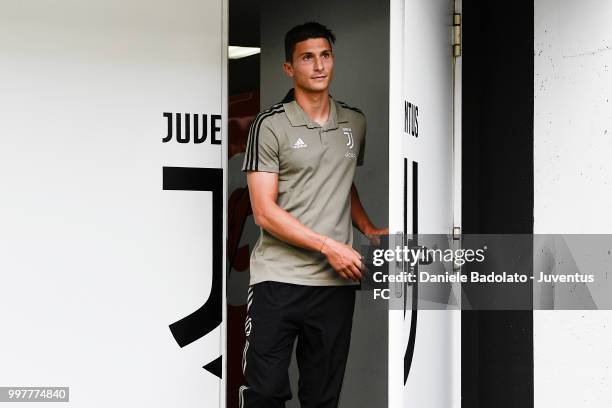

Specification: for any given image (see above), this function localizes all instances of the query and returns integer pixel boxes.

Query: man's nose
[313,56,324,71]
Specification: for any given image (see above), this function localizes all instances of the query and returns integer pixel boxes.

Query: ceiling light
[228,46,261,60]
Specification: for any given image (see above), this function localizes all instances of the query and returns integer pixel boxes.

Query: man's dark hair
[284,21,336,62]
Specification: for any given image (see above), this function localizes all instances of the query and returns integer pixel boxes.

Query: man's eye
[303,55,311,60]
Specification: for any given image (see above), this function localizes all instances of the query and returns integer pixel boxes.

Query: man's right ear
[282,61,294,78]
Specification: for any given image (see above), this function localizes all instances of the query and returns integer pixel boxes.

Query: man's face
[283,37,334,93]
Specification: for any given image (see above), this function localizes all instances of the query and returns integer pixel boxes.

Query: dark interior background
[228,0,260,95]
[230,0,536,406]
[228,1,389,407]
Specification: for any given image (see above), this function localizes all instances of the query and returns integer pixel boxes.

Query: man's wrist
[362,225,376,236]
[319,236,330,255]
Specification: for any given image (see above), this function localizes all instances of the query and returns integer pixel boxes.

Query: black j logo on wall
[163,166,223,379]
[404,159,419,385]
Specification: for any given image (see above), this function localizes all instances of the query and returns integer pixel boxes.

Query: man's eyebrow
[297,49,332,57]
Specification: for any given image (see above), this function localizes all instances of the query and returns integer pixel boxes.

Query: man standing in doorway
[240,21,387,408]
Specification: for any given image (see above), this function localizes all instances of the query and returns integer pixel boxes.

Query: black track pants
[239,281,357,408]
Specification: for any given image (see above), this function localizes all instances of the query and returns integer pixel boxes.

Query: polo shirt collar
[283,94,349,130]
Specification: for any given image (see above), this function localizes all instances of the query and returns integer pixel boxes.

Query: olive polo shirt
[242,95,366,286]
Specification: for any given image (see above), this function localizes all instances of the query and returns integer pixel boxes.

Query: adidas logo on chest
[292,138,308,149]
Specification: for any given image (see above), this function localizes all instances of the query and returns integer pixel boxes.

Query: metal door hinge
[452,226,461,240]
[453,13,462,57]
[452,226,462,271]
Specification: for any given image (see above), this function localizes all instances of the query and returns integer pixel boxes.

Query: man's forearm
[255,202,328,253]
[350,183,376,235]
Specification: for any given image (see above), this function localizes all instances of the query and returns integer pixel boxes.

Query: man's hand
[320,238,364,281]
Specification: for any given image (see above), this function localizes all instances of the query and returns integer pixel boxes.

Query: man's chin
[300,84,330,94]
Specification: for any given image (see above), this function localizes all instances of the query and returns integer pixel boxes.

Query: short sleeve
[242,117,280,173]
[356,116,366,167]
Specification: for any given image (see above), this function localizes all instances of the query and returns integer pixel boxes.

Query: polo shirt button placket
[319,128,327,145]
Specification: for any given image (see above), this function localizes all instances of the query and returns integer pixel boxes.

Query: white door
[389,0,460,407]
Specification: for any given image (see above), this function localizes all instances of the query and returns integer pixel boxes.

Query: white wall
[534,1,612,406]
[0,1,226,406]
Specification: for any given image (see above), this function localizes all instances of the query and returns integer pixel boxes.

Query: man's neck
[294,87,330,127]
